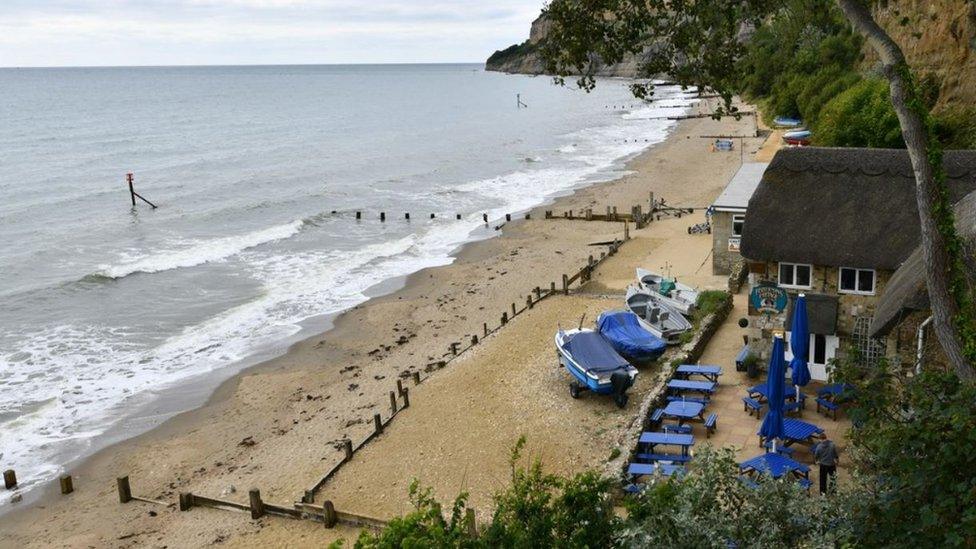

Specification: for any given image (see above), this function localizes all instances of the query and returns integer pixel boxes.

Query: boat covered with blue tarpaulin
[597,311,667,363]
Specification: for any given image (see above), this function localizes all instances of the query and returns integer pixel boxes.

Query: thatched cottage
[739,147,976,380]
[869,189,976,370]
[710,162,768,275]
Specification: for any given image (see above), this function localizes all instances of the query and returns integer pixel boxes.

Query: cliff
[486,15,654,77]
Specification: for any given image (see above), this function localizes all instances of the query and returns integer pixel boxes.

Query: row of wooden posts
[350,211,532,224]
[3,225,633,533]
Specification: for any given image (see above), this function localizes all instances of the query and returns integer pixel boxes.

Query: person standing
[813,437,839,495]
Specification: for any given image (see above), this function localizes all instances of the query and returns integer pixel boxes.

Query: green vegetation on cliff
[486,41,538,69]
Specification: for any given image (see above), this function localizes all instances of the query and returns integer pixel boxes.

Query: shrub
[814,78,903,148]
[933,106,976,149]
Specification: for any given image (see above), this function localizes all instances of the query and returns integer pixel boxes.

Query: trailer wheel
[615,393,629,408]
[569,382,581,399]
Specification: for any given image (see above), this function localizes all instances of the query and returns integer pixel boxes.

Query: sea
[0,64,694,503]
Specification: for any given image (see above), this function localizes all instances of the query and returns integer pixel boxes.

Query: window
[778,262,812,289]
[732,214,745,237]
[838,267,876,295]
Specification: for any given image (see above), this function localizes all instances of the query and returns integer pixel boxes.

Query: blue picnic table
[757,418,825,446]
[675,364,722,383]
[662,400,705,424]
[748,383,807,403]
[739,452,810,480]
[817,383,855,400]
[638,431,694,457]
[667,379,717,395]
[627,462,687,478]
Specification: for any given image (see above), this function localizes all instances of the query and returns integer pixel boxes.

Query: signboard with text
[749,281,788,315]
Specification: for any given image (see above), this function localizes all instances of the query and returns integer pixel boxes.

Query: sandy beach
[0,100,769,548]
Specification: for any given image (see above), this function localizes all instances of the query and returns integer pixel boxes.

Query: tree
[541,0,976,379]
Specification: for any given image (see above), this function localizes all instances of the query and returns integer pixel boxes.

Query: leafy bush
[814,78,904,148]
[932,106,976,150]
[350,481,479,548]
[695,290,730,319]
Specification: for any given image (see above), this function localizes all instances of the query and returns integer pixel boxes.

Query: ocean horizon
[0,63,694,502]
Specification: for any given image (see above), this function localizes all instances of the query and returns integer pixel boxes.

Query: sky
[0,1,543,67]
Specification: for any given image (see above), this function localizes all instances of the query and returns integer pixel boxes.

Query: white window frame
[838,267,876,296]
[778,262,813,290]
[731,214,746,237]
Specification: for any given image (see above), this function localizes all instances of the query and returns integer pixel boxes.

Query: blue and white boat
[597,311,667,364]
[773,116,803,128]
[555,328,637,407]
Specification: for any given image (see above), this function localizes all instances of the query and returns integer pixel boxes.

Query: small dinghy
[555,328,637,407]
[773,116,802,128]
[597,311,667,364]
[625,286,693,345]
[635,268,699,315]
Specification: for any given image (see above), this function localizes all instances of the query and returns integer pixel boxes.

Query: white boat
[625,285,693,345]
[635,268,699,315]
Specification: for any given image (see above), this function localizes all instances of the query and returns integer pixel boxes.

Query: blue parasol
[790,294,811,399]
[759,336,786,451]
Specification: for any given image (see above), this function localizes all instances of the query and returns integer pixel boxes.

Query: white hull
[635,268,698,315]
[625,286,692,345]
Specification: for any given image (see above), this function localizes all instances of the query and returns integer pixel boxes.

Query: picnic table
[675,364,722,383]
[627,462,687,478]
[639,431,694,457]
[757,418,825,447]
[748,383,807,403]
[667,379,717,395]
[739,452,810,481]
[661,401,706,424]
[817,383,855,400]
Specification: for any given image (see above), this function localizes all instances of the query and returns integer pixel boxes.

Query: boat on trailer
[597,310,667,364]
[635,268,699,315]
[625,286,693,345]
[555,328,637,407]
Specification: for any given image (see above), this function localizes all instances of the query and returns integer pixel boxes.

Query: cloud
[0,0,541,66]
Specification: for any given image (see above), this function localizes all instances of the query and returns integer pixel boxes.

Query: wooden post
[527,295,533,309]
[405,212,410,220]
[612,206,618,221]
[389,391,398,415]
[525,213,531,220]
[466,508,477,537]
[456,214,461,220]
[511,303,517,317]
[501,312,508,325]
[482,213,488,223]
[356,211,362,220]
[373,413,383,434]
[249,489,265,519]
[396,379,404,396]
[649,191,655,213]
[431,213,436,219]
[471,335,478,345]
[585,208,593,221]
[483,322,488,337]
[562,274,569,295]
[380,212,386,222]
[127,173,136,206]
[402,387,410,408]
[505,213,511,221]
[534,287,542,300]
[550,281,556,293]
[413,371,421,385]
[117,476,132,503]
[624,221,630,240]
[606,205,612,221]
[59,475,73,495]
[343,439,354,462]
[3,469,16,490]
[179,492,194,511]
[323,500,338,528]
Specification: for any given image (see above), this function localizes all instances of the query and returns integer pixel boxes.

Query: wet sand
[0,100,765,548]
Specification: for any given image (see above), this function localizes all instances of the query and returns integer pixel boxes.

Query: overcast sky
[0,1,542,67]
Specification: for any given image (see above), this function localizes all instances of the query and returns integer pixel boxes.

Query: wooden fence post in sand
[116,476,132,503]
[323,500,338,528]
[405,212,410,220]
[356,211,362,220]
[59,475,73,495]
[483,322,488,337]
[585,208,593,221]
[380,212,386,222]
[456,214,461,220]
[606,205,612,221]
[389,391,398,415]
[412,371,421,386]
[501,312,508,325]
[511,303,517,317]
[396,379,404,396]
[343,439,354,462]
[3,470,16,490]
[562,274,569,295]
[179,492,194,511]
[624,221,630,241]
[527,295,533,309]
[249,489,265,519]
[550,281,556,294]
[450,342,458,356]
[402,387,410,408]
[373,413,383,434]
[612,206,618,221]
[482,213,488,223]
[534,287,542,300]
[505,213,511,222]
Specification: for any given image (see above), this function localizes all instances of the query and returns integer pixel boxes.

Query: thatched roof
[740,147,976,270]
[870,190,976,337]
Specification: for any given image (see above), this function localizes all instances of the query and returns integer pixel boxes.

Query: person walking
[813,437,839,495]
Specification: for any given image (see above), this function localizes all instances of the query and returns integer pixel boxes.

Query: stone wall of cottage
[882,310,952,372]
[711,211,742,275]
[743,261,893,363]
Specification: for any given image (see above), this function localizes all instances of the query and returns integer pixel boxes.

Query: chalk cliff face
[485,15,654,77]
[869,0,976,108]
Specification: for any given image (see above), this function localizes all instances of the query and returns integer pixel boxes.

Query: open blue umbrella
[790,294,811,400]
[759,336,786,452]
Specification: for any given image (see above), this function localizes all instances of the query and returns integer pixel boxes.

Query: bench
[784,400,803,416]
[815,397,839,420]
[661,424,693,435]
[762,441,796,456]
[635,453,692,464]
[704,413,718,437]
[735,344,750,372]
[650,408,665,424]
[742,397,762,417]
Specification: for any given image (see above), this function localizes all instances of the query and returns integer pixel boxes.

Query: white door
[785,332,838,381]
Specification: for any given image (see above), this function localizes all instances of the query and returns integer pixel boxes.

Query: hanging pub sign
[750,281,788,314]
